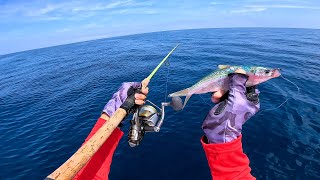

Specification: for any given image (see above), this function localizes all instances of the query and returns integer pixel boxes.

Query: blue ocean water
[0,28,319,180]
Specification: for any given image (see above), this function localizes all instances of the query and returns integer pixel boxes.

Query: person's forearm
[73,115,124,180]
[201,135,255,180]
[73,80,148,180]
[201,70,259,180]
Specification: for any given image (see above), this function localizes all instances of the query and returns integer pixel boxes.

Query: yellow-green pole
[146,44,179,80]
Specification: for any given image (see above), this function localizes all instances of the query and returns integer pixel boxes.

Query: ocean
[0,28,319,179]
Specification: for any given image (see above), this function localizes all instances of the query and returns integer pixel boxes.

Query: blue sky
[1,0,320,55]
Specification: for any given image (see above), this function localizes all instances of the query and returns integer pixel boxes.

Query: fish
[168,65,281,108]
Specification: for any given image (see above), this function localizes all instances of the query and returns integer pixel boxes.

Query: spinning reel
[128,97,183,147]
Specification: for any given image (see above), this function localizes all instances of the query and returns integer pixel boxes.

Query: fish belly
[192,77,229,95]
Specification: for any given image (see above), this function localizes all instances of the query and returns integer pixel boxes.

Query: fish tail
[168,88,189,97]
[182,94,192,109]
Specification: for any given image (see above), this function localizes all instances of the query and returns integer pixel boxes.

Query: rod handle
[45,108,127,180]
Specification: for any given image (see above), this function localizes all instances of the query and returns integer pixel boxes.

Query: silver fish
[168,65,281,108]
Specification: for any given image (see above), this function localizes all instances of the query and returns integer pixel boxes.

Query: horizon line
[1,26,319,56]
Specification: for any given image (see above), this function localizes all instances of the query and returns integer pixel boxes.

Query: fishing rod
[128,44,183,147]
[146,44,179,80]
[45,45,181,180]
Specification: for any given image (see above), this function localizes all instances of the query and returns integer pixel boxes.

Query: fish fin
[168,88,189,97]
[218,65,231,69]
[182,94,192,109]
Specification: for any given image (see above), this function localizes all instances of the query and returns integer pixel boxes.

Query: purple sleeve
[202,74,260,144]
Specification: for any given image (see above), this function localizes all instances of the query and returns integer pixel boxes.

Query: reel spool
[128,97,183,147]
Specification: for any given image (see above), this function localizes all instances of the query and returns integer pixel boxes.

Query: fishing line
[259,98,290,113]
[164,58,170,102]
[146,100,161,110]
[258,74,300,113]
[280,74,300,94]
[199,94,214,108]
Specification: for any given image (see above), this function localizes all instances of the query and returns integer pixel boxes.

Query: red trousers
[73,118,255,180]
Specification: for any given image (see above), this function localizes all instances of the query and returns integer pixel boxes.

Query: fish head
[246,66,281,86]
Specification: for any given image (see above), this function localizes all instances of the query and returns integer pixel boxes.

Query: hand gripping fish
[168,65,281,108]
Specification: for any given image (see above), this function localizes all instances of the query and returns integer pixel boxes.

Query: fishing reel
[128,97,183,147]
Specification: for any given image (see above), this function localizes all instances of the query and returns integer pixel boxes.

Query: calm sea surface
[0,28,319,179]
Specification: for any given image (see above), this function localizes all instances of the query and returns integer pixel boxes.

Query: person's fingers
[135,93,146,100]
[131,82,142,89]
[211,90,225,103]
[141,78,150,95]
[141,87,149,95]
[235,68,246,74]
[142,78,150,88]
[211,97,220,103]
[135,99,145,105]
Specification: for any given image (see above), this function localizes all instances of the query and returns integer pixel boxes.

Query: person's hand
[103,78,149,117]
[202,69,260,144]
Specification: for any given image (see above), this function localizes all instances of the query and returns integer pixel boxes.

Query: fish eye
[265,70,270,74]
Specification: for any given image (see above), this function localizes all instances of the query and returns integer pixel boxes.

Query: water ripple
[0,28,319,179]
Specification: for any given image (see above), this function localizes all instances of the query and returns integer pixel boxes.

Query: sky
[1,0,320,55]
